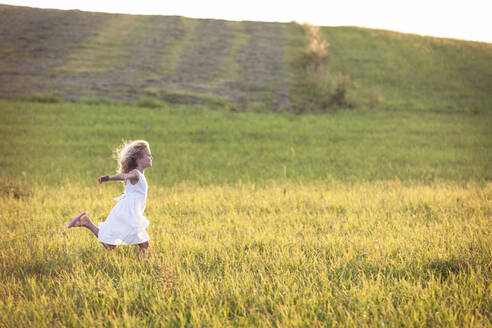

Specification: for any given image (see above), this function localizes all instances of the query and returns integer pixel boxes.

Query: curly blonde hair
[113,140,150,174]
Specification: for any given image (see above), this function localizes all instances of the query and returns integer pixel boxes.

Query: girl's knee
[139,241,149,249]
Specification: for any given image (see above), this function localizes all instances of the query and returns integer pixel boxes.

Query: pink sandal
[68,211,86,228]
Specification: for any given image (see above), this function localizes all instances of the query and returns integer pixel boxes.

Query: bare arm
[98,170,139,184]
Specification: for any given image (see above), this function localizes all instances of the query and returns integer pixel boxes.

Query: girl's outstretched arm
[98,170,139,184]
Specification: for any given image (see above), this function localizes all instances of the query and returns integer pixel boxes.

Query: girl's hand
[98,175,110,183]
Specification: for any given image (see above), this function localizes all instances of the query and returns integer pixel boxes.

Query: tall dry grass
[0,180,490,326]
[302,23,330,83]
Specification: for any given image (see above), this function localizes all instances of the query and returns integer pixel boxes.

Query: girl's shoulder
[129,168,144,175]
[127,169,141,185]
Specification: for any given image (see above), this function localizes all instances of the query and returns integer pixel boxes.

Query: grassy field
[0,180,490,326]
[1,99,490,187]
[0,99,491,326]
[0,4,491,327]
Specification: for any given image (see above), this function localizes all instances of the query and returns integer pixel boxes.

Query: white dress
[98,170,150,245]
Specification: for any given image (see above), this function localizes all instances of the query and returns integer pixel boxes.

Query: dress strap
[130,169,142,177]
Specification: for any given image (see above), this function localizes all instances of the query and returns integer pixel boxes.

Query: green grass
[0,99,491,326]
[322,27,492,112]
[0,99,490,186]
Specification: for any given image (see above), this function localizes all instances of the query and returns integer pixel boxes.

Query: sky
[2,0,491,43]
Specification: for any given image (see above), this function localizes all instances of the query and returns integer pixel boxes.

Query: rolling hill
[1,4,491,113]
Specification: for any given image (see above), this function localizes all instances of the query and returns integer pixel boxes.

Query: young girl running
[68,140,152,257]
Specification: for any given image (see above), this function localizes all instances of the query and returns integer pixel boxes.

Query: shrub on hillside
[137,96,167,109]
[296,23,352,113]
[302,23,330,83]
[331,73,351,107]
[368,88,380,109]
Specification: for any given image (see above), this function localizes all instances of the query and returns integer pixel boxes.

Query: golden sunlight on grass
[1,181,490,326]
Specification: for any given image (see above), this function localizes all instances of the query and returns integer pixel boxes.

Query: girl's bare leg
[138,241,149,258]
[71,215,115,250]
[78,215,98,237]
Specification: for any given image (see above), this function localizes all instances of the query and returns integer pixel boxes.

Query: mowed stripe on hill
[60,15,143,73]
[165,19,290,107]
[0,5,292,106]
[0,6,107,94]
[236,22,290,107]
[175,19,236,85]
[57,14,186,75]
[123,15,185,76]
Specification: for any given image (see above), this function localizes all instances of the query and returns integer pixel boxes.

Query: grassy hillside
[322,27,492,112]
[1,4,491,113]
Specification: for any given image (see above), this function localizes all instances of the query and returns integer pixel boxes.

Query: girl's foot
[68,211,87,228]
[68,213,100,239]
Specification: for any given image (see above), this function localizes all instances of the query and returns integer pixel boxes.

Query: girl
[68,140,153,257]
